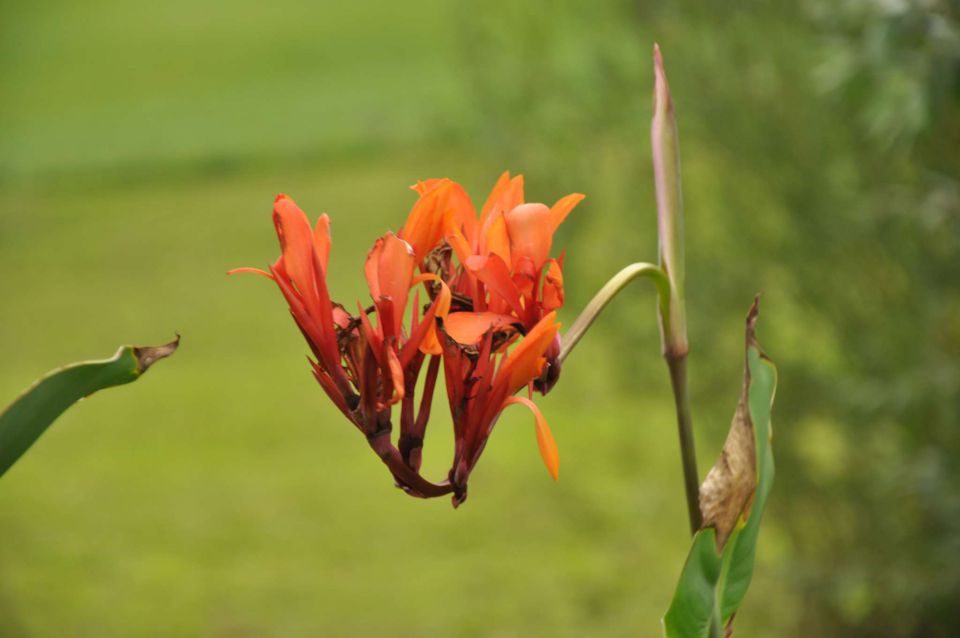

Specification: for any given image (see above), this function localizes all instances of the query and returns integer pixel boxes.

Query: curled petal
[401,179,453,262]
[505,203,553,273]
[504,396,559,480]
[273,195,318,302]
[541,259,564,311]
[498,311,561,392]
[444,312,519,345]
[465,254,525,318]
[365,233,416,337]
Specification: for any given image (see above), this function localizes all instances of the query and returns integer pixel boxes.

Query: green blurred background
[1,0,958,635]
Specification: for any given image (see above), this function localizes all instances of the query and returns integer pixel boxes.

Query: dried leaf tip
[746,294,761,350]
[133,334,180,374]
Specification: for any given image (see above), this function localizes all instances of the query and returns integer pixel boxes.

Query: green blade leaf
[662,299,777,637]
[662,528,723,637]
[0,336,179,479]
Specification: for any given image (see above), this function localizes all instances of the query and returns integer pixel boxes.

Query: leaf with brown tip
[0,335,179,478]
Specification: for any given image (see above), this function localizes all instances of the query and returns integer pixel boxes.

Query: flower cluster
[231,173,583,506]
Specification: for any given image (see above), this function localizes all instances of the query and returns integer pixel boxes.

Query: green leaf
[662,299,777,637]
[662,528,723,637]
[0,336,179,479]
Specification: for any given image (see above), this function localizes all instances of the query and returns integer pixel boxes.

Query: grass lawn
[0,1,799,634]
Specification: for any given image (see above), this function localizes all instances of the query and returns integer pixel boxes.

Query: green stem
[558,262,670,364]
[558,261,702,536]
[666,355,701,535]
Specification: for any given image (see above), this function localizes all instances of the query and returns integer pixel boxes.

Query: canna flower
[231,173,581,506]
[438,311,562,506]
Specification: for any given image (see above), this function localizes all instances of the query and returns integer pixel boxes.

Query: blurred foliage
[0,0,957,636]
[459,0,960,635]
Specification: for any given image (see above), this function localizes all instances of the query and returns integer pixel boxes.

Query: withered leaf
[698,298,762,550]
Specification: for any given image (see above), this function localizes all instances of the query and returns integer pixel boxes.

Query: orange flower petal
[480,171,511,222]
[273,194,318,302]
[444,311,518,345]
[410,178,447,195]
[405,273,452,360]
[464,254,525,318]
[447,181,479,244]
[505,203,553,273]
[550,193,585,232]
[481,211,512,266]
[503,396,559,480]
[401,179,453,262]
[365,233,416,337]
[541,258,564,311]
[444,207,474,264]
[357,301,383,365]
[384,344,405,407]
[498,311,560,392]
[313,213,332,274]
[226,267,274,279]
[480,172,524,226]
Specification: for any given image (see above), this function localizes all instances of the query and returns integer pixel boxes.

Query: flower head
[231,174,582,505]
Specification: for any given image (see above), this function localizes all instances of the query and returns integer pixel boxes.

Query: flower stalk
[558,44,701,535]
[652,44,701,535]
[558,262,669,364]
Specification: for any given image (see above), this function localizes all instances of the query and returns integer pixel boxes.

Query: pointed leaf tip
[746,294,761,349]
[653,44,672,115]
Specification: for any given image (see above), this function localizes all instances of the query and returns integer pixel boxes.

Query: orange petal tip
[504,396,560,481]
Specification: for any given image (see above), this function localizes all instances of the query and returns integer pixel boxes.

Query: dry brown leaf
[698,298,761,550]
